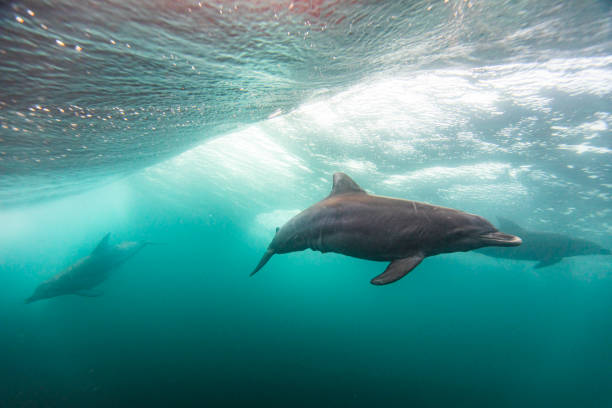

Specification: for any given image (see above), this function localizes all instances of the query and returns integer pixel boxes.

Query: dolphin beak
[250,249,275,277]
[480,232,522,247]
[24,296,35,304]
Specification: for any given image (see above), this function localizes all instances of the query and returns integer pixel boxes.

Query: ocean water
[1,0,612,407]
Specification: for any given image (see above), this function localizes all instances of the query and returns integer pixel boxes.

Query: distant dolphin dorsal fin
[92,233,111,255]
[497,217,524,233]
[329,172,366,196]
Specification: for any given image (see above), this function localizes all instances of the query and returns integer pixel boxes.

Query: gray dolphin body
[25,233,150,303]
[251,173,522,285]
[478,218,611,268]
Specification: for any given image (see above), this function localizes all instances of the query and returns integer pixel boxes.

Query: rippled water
[2,0,610,206]
[1,1,612,407]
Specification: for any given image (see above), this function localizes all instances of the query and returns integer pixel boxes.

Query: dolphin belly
[303,197,455,260]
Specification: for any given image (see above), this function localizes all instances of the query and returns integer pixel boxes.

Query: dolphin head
[444,214,522,252]
[116,241,147,255]
[478,231,523,247]
[106,241,149,266]
[24,294,38,304]
[25,281,60,304]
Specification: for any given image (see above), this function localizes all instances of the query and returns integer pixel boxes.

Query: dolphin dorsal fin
[92,233,111,255]
[329,172,366,196]
[497,217,523,233]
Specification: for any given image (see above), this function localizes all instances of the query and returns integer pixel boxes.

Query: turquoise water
[1,1,612,407]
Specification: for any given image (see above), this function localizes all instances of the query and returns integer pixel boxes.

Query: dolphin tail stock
[480,231,522,247]
[250,249,275,277]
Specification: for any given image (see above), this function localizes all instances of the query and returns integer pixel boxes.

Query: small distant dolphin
[478,217,611,268]
[25,233,151,303]
[251,173,522,285]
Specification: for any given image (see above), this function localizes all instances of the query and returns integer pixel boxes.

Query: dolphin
[25,233,151,303]
[251,172,522,285]
[477,217,611,268]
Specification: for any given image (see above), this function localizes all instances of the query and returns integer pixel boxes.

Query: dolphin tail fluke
[250,249,275,277]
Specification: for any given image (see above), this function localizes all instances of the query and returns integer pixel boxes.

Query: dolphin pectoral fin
[371,254,424,285]
[250,249,275,277]
[534,258,562,268]
[74,290,103,298]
